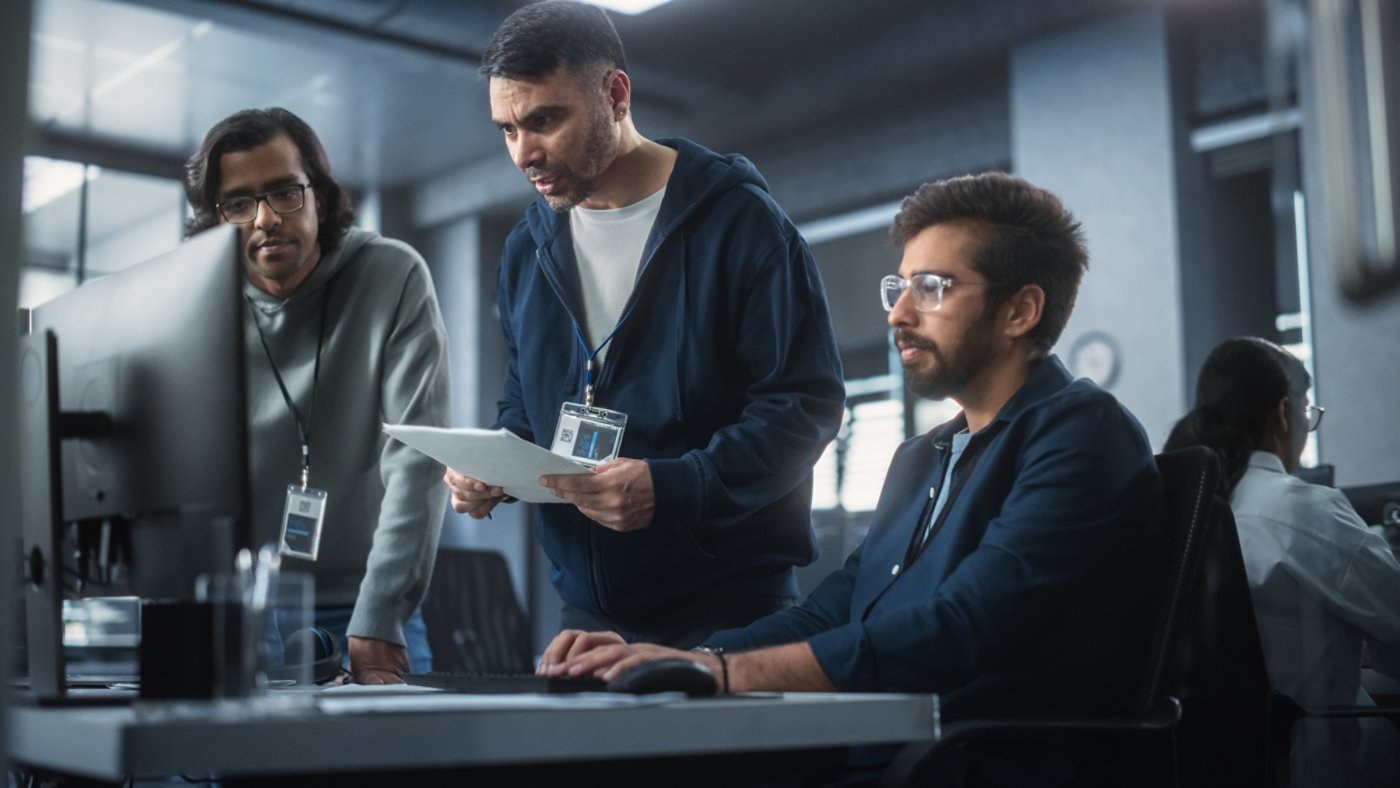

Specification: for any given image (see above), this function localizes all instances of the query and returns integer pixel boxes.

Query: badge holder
[279,485,327,561]
[551,402,628,467]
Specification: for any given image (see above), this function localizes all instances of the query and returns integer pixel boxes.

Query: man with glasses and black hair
[184,107,451,684]
[443,0,844,648]
[543,172,1163,784]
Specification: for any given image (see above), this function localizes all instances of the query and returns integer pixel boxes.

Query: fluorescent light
[586,0,674,15]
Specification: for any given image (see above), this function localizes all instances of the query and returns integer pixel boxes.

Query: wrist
[691,646,730,694]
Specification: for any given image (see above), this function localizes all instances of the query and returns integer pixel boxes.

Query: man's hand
[540,458,654,532]
[539,635,708,684]
[348,636,410,685]
[536,629,627,675]
[444,467,505,518]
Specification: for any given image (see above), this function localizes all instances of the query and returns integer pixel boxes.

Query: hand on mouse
[537,629,627,675]
[552,640,705,683]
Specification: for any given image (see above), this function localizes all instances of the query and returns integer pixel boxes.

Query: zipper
[533,229,670,620]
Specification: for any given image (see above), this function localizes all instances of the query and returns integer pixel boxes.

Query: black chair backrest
[1160,449,1274,787]
[1126,447,1225,715]
[420,549,534,674]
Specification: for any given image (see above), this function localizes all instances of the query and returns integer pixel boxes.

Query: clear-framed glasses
[216,183,311,224]
[880,273,986,313]
[1305,403,1325,432]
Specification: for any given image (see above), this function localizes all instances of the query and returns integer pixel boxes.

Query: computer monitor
[1342,482,1400,529]
[18,224,250,701]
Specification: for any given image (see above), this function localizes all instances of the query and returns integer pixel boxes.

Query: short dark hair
[891,172,1088,354]
[1165,337,1309,495]
[480,0,627,81]
[183,107,355,254]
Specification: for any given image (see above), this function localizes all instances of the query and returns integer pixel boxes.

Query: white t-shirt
[1230,451,1400,787]
[569,186,666,366]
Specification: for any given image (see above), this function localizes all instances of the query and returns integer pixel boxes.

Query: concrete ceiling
[28,0,1152,201]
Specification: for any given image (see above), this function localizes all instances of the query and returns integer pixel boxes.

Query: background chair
[420,548,534,674]
[878,447,1230,788]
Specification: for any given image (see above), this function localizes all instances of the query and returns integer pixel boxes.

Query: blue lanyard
[571,302,637,409]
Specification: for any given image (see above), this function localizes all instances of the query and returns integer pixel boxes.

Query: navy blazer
[709,355,1163,718]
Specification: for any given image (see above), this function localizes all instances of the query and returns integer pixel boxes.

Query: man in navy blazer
[540,172,1163,778]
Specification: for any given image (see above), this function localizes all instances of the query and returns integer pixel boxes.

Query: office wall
[3,0,35,768]
[1011,7,1187,448]
[1294,15,1400,487]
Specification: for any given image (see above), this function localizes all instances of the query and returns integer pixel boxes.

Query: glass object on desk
[196,547,317,699]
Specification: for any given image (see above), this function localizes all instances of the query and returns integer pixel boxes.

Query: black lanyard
[246,281,333,488]
[902,424,1001,569]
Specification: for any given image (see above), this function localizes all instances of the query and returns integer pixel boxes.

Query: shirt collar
[1246,450,1287,474]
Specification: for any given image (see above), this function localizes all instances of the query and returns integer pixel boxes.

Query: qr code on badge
[560,428,574,442]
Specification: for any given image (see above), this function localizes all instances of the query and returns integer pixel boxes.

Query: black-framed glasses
[1305,403,1325,432]
[216,183,311,224]
[880,273,987,313]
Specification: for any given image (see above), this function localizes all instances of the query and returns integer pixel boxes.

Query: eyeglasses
[1305,403,1325,432]
[880,273,987,313]
[216,183,311,224]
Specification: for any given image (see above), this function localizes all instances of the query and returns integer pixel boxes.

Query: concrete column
[1011,7,1187,448]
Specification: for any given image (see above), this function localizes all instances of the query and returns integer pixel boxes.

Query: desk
[8,691,937,785]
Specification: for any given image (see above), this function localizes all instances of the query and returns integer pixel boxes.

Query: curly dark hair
[183,107,355,254]
[480,0,626,81]
[891,172,1088,355]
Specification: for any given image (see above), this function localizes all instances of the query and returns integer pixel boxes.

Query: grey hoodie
[243,227,450,645]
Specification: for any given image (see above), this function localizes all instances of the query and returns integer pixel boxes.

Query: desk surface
[8,690,937,782]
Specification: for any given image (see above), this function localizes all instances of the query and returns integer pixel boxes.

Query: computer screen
[18,224,250,698]
[1342,481,1400,530]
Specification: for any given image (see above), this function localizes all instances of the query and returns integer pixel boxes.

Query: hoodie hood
[243,226,373,313]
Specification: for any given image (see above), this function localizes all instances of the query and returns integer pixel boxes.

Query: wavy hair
[183,107,355,254]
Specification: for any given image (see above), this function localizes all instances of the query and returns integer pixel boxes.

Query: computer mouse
[606,658,718,697]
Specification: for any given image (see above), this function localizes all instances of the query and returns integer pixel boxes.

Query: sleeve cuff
[806,622,876,691]
[647,453,705,531]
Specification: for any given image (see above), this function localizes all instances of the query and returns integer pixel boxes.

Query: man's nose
[887,287,916,327]
[511,131,542,171]
[253,198,281,230]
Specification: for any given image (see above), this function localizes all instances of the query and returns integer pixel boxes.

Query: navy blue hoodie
[494,138,845,622]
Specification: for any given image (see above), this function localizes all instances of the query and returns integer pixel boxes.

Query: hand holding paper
[383,424,589,504]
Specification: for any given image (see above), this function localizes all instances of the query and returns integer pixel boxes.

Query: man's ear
[1002,284,1045,340]
[605,69,632,121]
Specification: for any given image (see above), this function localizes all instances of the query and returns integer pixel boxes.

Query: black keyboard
[404,671,608,694]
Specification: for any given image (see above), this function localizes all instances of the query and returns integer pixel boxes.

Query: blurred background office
[7,0,1399,653]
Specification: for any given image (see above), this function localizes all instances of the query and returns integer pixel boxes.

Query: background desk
[8,690,937,785]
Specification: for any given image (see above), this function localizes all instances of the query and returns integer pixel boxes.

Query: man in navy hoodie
[543,173,1163,784]
[444,0,844,647]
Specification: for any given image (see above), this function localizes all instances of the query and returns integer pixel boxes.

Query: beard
[897,310,998,401]
[530,102,617,212]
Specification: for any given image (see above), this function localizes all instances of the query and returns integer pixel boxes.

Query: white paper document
[383,424,589,503]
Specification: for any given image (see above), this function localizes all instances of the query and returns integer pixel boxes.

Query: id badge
[551,402,628,467]
[280,485,328,561]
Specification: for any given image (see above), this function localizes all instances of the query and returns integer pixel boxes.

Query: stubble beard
[541,102,618,213]
[899,312,997,402]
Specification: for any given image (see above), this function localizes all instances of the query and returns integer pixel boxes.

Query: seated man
[542,172,1163,783]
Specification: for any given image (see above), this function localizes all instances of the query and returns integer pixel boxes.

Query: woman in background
[1166,336,1400,787]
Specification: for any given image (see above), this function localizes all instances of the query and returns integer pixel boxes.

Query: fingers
[537,630,625,675]
[560,643,690,681]
[443,468,505,518]
[539,459,654,532]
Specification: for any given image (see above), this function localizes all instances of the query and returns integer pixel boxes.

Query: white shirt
[569,186,666,366]
[1230,451,1400,786]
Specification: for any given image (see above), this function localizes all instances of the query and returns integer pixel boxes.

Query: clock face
[1068,331,1121,389]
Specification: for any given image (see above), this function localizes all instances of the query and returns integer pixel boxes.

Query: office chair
[878,447,1229,788]
[420,549,534,674]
